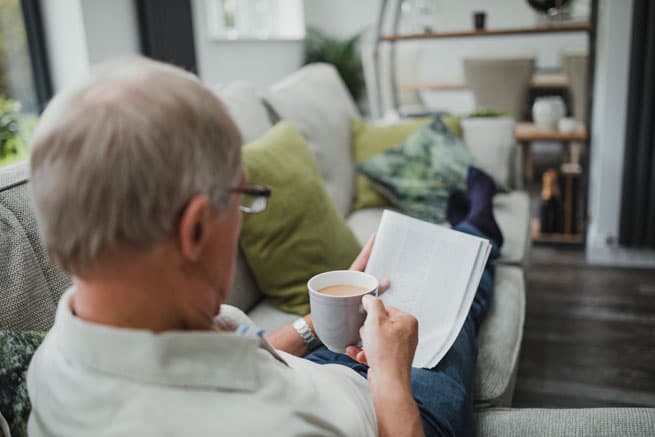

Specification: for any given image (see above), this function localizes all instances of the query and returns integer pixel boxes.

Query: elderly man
[27,57,501,437]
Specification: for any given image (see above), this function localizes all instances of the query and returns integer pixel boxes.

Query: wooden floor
[513,246,655,408]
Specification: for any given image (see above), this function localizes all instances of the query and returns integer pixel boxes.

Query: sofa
[1,63,653,436]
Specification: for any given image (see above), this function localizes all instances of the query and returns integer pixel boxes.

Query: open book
[365,210,491,369]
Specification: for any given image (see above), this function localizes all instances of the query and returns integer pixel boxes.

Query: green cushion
[357,116,474,224]
[0,330,46,437]
[352,117,431,210]
[240,121,362,315]
[441,114,462,138]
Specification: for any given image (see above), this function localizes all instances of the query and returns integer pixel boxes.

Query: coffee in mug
[319,284,369,296]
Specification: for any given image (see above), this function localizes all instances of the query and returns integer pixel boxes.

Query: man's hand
[350,295,423,437]
[347,296,418,384]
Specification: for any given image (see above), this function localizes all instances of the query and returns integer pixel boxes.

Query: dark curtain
[21,0,52,111]
[136,0,198,74]
[619,0,655,248]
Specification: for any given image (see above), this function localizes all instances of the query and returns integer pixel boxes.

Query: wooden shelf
[400,73,570,92]
[380,23,592,41]
[515,121,587,142]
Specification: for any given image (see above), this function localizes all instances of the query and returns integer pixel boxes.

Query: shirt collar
[53,287,273,392]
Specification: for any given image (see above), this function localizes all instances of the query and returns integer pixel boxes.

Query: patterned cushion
[0,162,72,331]
[0,330,47,437]
[356,116,474,224]
[357,117,508,224]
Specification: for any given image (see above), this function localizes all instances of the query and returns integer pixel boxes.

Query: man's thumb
[362,295,386,319]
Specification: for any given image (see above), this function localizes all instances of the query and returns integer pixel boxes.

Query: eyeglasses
[230,185,271,214]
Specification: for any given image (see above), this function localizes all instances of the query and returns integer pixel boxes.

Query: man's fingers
[345,345,361,360]
[349,233,376,271]
[356,350,368,365]
[377,278,390,295]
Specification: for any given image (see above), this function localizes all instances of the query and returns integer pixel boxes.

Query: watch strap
[292,318,321,350]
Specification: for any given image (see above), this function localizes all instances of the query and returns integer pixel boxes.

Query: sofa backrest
[210,81,272,312]
[0,161,266,325]
[0,162,72,330]
[212,81,273,144]
[264,63,360,216]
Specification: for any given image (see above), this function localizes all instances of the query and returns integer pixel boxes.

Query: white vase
[532,96,566,131]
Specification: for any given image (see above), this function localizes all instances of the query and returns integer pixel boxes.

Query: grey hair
[30,56,242,274]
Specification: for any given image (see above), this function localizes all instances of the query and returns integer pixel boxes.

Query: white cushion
[212,82,272,143]
[265,63,360,216]
[461,117,516,187]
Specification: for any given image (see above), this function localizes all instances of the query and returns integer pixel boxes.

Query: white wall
[586,0,655,267]
[304,0,378,37]
[40,0,140,92]
[81,0,141,65]
[305,0,587,115]
[41,0,90,91]
[191,0,304,88]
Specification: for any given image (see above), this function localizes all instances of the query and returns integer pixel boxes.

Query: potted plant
[0,97,31,168]
[303,28,365,110]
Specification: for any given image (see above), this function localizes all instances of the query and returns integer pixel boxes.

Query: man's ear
[178,195,213,263]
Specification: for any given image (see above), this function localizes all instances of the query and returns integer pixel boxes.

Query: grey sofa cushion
[493,191,531,266]
[476,408,655,437]
[225,249,263,313]
[475,266,524,407]
[347,207,391,245]
[248,299,298,332]
[211,81,272,143]
[0,163,71,331]
[264,63,360,216]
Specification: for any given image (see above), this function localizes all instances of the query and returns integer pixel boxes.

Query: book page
[365,210,490,368]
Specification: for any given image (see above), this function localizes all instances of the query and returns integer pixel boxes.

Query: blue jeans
[304,223,498,437]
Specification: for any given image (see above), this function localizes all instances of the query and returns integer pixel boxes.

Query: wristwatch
[292,318,321,350]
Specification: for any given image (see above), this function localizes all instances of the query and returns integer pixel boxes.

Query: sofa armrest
[476,408,655,437]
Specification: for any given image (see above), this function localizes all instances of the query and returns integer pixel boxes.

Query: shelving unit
[380,22,591,41]
[399,72,569,92]
[372,0,599,246]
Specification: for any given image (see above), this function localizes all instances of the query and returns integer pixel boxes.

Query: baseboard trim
[586,243,655,268]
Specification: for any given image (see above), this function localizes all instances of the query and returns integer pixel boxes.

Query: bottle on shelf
[539,168,564,234]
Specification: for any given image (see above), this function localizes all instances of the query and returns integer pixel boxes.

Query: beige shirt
[27,288,377,436]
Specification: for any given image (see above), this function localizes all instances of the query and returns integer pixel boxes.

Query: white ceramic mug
[308,270,378,353]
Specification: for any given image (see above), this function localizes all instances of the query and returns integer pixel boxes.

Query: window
[206,0,305,41]
[0,0,50,168]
